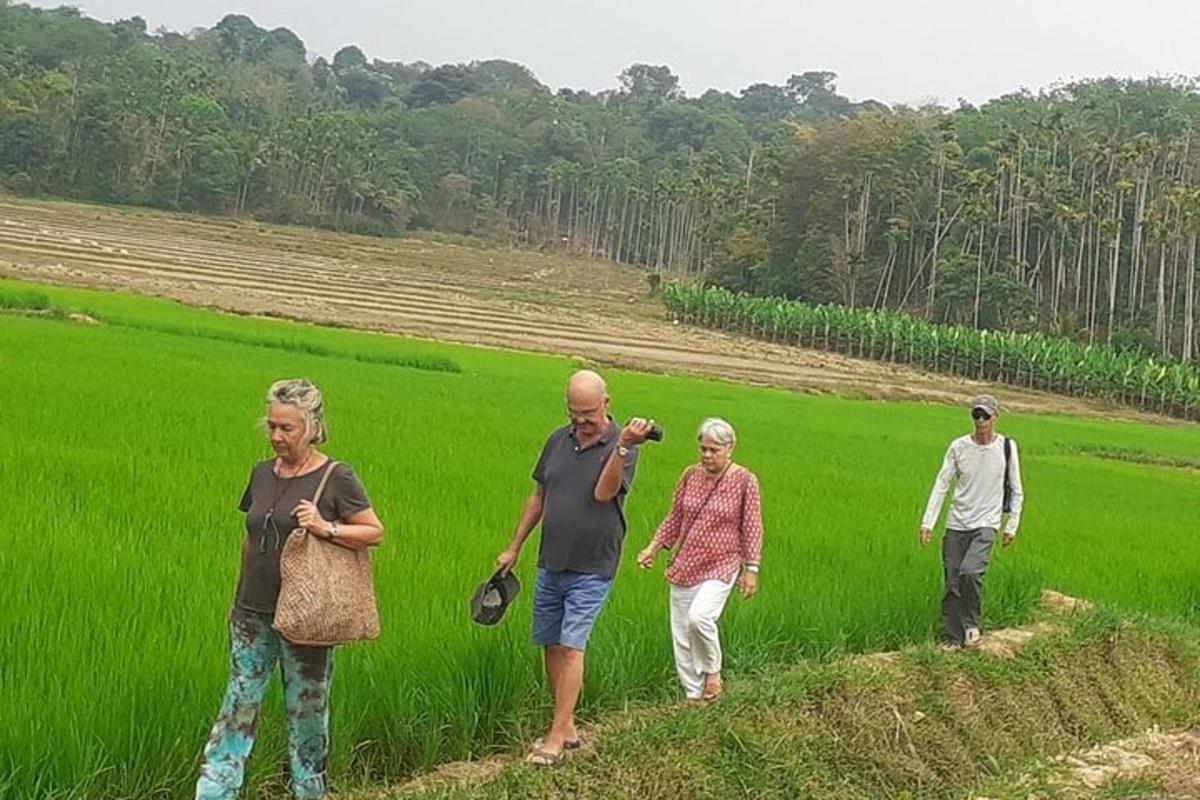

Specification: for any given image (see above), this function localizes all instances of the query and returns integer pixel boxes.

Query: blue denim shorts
[531,568,614,651]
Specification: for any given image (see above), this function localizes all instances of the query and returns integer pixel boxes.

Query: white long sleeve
[921,444,957,531]
[921,435,1023,535]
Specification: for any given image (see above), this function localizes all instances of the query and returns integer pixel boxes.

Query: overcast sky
[23,0,1200,105]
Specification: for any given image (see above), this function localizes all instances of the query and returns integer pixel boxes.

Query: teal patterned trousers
[195,609,332,800]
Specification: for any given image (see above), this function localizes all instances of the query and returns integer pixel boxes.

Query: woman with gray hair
[195,378,383,800]
[637,417,763,703]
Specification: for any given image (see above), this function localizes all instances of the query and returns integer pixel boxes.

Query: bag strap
[738,470,750,543]
[668,463,733,566]
[1002,436,1014,509]
[310,460,340,507]
[1003,437,1013,487]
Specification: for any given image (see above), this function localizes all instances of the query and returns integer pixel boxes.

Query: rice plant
[2,278,1198,798]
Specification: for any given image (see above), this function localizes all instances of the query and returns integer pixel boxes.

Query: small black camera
[646,424,664,442]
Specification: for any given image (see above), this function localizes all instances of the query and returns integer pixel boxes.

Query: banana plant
[663,282,1200,419]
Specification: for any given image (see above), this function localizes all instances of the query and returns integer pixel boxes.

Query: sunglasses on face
[971,408,993,421]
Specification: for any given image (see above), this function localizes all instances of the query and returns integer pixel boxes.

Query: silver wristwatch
[327,522,340,540]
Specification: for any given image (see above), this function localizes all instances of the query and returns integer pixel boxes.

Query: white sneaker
[963,627,982,648]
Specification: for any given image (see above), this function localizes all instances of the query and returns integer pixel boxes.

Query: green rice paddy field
[2,278,1199,799]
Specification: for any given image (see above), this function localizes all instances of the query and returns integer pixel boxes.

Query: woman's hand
[293,500,331,537]
[636,544,659,569]
[737,570,759,598]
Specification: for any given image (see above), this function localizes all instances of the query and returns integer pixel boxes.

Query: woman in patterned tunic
[636,418,763,702]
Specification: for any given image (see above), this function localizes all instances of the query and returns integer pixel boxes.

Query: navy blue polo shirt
[532,419,639,579]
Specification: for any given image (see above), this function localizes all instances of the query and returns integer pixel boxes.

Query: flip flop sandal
[525,744,563,767]
[534,736,581,750]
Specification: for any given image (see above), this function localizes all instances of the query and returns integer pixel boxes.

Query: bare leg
[541,644,583,753]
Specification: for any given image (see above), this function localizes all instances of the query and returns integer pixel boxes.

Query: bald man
[496,370,654,765]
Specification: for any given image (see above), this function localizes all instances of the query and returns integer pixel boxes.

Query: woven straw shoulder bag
[273,461,380,646]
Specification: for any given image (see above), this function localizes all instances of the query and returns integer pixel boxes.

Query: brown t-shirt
[234,459,372,613]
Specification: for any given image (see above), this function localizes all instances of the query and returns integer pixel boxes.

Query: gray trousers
[941,527,996,645]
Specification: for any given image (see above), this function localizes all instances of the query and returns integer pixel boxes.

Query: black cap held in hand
[470,570,521,626]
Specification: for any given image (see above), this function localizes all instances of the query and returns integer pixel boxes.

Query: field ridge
[352,592,1200,799]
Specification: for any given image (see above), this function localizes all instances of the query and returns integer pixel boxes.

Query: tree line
[754,85,1200,363]
[2,2,1200,361]
[0,4,854,263]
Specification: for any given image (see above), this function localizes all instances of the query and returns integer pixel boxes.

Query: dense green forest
[3,2,1200,361]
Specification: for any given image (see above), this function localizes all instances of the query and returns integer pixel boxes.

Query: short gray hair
[697,417,736,447]
[267,378,327,444]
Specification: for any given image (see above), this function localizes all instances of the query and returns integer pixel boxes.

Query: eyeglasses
[566,401,605,420]
[970,408,993,421]
[260,509,284,553]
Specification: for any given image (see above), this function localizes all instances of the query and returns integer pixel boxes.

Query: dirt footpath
[0,197,1169,421]
[974,728,1200,799]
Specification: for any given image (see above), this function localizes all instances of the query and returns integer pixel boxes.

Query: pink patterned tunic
[653,465,764,586]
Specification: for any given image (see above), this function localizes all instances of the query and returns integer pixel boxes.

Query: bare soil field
[0,197,1169,420]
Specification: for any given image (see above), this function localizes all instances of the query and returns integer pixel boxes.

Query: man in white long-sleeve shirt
[920,394,1024,649]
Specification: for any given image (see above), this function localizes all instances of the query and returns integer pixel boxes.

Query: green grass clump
[1,278,1199,799]
[0,288,51,310]
[106,318,461,373]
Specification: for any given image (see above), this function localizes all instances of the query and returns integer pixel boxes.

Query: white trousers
[669,578,736,699]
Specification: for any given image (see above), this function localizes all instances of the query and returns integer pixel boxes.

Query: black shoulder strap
[1002,437,1014,513]
[668,464,732,566]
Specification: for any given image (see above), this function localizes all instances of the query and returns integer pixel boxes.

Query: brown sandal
[534,736,581,751]
[525,744,563,767]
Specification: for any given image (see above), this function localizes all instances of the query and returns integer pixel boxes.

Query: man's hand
[620,417,655,447]
[919,526,933,547]
[1002,532,1016,548]
[495,546,519,575]
[636,544,659,569]
[738,570,759,598]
